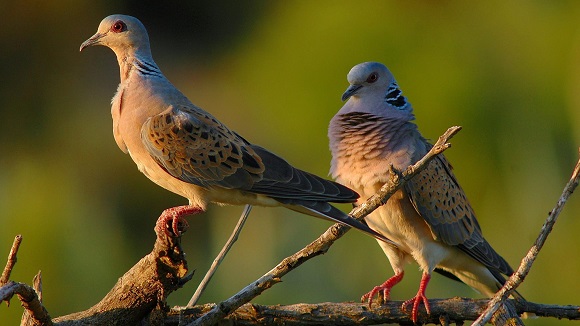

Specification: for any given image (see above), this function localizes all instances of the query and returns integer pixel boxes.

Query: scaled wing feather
[405,152,513,275]
[142,105,265,189]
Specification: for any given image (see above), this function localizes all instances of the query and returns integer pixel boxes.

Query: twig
[472,149,580,325]
[21,271,45,326]
[187,204,252,307]
[187,126,462,326]
[33,271,42,302]
[0,234,23,286]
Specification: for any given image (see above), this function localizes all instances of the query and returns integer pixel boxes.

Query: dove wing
[405,149,513,275]
[142,104,358,203]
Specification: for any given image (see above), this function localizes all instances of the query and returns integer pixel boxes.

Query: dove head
[340,62,413,121]
[80,15,152,59]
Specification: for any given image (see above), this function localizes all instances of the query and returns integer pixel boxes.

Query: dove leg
[155,205,203,236]
[402,272,431,324]
[361,271,404,306]
[362,238,409,306]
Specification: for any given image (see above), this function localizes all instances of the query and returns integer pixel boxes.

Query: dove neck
[117,51,162,82]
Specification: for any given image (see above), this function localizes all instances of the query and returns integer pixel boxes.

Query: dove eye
[366,72,379,83]
[111,20,127,33]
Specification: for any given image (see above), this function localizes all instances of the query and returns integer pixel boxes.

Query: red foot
[155,205,203,237]
[401,273,431,324]
[361,272,404,306]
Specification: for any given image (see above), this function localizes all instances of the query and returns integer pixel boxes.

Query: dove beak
[341,84,362,101]
[80,32,105,52]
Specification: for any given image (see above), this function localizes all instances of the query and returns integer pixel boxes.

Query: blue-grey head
[340,62,413,119]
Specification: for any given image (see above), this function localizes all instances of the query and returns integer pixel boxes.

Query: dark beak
[341,84,362,101]
[80,32,105,52]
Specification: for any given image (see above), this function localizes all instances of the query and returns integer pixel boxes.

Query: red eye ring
[110,20,127,33]
[366,72,379,83]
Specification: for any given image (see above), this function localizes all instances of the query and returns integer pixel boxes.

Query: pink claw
[401,273,431,324]
[361,271,404,306]
[155,205,203,236]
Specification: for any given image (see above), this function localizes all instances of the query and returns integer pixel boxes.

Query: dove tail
[280,201,398,247]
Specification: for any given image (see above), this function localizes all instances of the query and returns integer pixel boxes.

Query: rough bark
[168,300,580,325]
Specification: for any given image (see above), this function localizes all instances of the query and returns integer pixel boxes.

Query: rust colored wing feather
[142,105,265,189]
[406,151,513,275]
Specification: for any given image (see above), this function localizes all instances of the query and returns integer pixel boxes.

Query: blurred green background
[1,1,579,325]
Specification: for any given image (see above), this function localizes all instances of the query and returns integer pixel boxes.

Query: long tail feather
[280,200,399,248]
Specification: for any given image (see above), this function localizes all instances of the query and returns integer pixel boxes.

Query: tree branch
[187,126,462,326]
[170,299,580,325]
[473,149,580,325]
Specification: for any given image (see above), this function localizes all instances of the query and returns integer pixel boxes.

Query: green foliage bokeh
[1,1,579,325]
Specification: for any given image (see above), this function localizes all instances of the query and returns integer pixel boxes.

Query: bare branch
[171,299,580,325]
[187,126,462,326]
[0,281,52,326]
[1,234,22,286]
[473,150,580,325]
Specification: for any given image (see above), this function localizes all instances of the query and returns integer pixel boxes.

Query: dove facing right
[328,62,523,323]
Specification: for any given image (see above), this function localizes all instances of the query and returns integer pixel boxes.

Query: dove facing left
[79,14,395,245]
